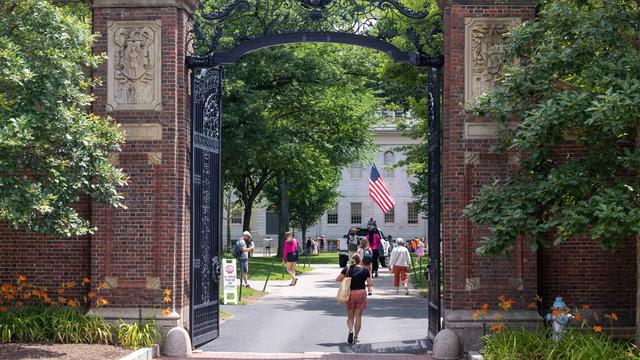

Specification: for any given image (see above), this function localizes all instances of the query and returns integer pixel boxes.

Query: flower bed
[482,328,639,360]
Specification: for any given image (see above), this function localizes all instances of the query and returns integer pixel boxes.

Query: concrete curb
[120,344,160,360]
[468,351,483,360]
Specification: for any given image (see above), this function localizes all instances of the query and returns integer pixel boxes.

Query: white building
[224,118,427,245]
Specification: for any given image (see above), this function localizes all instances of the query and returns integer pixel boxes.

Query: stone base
[444,308,543,351]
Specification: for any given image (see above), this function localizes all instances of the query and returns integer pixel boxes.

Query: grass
[409,253,427,291]
[223,252,339,281]
[220,285,268,305]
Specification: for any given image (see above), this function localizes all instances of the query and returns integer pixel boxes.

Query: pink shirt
[282,239,299,262]
[366,233,381,250]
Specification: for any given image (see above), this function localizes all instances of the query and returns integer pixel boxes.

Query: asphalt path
[199,262,430,355]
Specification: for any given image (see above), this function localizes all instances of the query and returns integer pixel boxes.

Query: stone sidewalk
[164,352,431,359]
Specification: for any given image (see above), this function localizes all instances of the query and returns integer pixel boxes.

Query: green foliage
[0,0,126,236]
[222,43,382,227]
[464,0,640,255]
[0,306,112,344]
[116,319,159,350]
[482,328,640,360]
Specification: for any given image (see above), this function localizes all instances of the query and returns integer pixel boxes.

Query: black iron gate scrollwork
[190,67,223,347]
[187,0,444,347]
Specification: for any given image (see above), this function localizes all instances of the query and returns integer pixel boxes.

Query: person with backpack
[365,222,382,278]
[233,231,254,288]
[282,231,301,286]
[356,238,374,295]
[346,227,359,259]
[336,253,372,345]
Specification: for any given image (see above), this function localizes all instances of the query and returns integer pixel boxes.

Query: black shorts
[286,253,299,262]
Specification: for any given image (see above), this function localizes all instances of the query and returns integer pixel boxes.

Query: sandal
[347,331,354,344]
[353,336,358,344]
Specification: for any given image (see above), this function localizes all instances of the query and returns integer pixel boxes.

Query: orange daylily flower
[527,302,537,310]
[574,313,582,321]
[497,295,506,302]
[1,283,12,292]
[610,313,618,321]
[17,275,27,282]
[582,304,590,310]
[82,278,91,286]
[65,281,75,289]
[21,292,30,299]
[96,297,109,306]
[594,325,603,333]
[490,323,506,332]
[44,296,52,303]
[58,297,66,303]
[56,287,65,295]
[481,303,490,311]
[499,299,514,310]
[162,307,171,317]
[97,282,109,290]
[163,296,172,303]
[15,301,23,307]
[552,309,562,317]
[4,293,15,300]
[87,291,96,299]
[163,289,172,297]
[67,299,79,307]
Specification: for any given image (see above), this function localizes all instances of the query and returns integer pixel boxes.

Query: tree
[0,0,126,236]
[222,44,381,254]
[457,0,640,342]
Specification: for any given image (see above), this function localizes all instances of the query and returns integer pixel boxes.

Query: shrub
[116,320,160,350]
[0,306,112,344]
[482,328,640,360]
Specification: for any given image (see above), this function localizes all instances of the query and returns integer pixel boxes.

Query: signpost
[222,259,238,305]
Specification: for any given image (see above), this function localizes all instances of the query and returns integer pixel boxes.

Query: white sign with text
[222,259,238,304]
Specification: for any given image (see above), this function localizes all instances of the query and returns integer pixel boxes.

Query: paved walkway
[191,263,430,358]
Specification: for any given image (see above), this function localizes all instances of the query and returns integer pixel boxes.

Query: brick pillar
[90,0,196,329]
[440,0,540,350]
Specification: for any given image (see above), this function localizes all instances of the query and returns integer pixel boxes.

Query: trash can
[339,253,348,268]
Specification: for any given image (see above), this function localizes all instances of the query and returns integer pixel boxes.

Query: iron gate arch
[187,0,443,347]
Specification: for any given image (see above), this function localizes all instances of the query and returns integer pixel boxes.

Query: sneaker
[374,272,379,278]
[405,288,410,295]
[245,284,251,288]
[348,331,354,344]
[293,278,298,286]
[368,291,372,296]
[395,289,399,295]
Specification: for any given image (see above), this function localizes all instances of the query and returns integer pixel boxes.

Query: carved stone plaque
[464,17,520,104]
[107,20,162,111]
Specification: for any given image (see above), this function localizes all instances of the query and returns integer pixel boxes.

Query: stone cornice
[93,0,199,14]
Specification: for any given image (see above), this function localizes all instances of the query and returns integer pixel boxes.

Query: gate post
[439,0,540,351]
[90,0,198,331]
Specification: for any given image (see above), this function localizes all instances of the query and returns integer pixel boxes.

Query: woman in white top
[388,238,412,295]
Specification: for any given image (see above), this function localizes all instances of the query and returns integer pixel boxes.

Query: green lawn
[223,253,333,281]
[409,253,427,291]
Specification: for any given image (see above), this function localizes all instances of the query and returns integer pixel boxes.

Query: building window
[384,151,395,179]
[231,209,242,224]
[350,202,362,224]
[408,202,419,224]
[384,207,395,223]
[350,162,362,179]
[265,210,279,235]
[327,204,338,224]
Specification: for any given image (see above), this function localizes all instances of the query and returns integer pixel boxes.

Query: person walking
[356,238,374,295]
[282,231,300,286]
[235,231,254,288]
[388,237,412,295]
[365,222,382,277]
[336,253,372,345]
[346,227,359,259]
[415,238,425,267]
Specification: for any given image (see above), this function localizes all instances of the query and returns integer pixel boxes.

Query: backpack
[347,235,359,251]
[232,240,243,258]
[362,248,373,264]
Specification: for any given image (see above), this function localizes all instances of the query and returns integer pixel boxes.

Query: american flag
[369,165,395,214]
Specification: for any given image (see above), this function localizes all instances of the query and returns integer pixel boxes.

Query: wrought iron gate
[426,67,443,340]
[190,67,223,347]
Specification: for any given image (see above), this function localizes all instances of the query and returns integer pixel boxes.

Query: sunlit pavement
[183,263,430,358]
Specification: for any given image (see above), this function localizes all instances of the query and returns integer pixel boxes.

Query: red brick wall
[0,199,91,300]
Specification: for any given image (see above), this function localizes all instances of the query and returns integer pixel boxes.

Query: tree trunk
[276,173,290,259]
[242,199,253,232]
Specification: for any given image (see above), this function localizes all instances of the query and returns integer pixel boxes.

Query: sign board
[222,259,238,304]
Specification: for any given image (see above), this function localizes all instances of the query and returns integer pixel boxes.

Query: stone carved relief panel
[107,20,162,111]
[465,17,520,104]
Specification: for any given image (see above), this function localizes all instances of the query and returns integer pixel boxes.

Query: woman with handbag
[282,231,300,286]
[356,238,374,295]
[336,254,372,345]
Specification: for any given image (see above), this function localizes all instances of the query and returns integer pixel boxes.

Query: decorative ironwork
[426,66,442,340]
[188,0,442,68]
[190,67,223,347]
